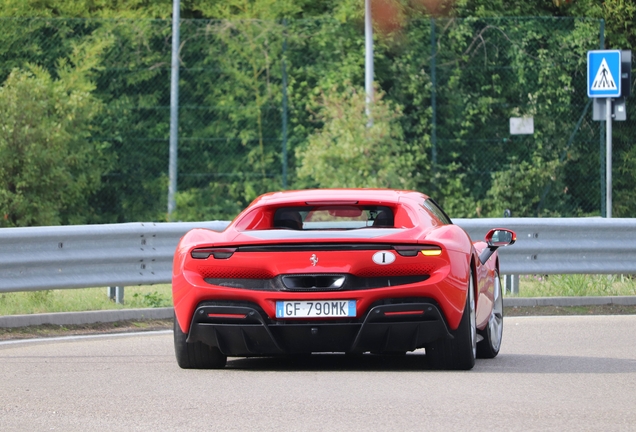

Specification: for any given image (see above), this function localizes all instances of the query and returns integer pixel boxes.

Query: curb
[0,307,173,328]
[503,296,636,308]
[1,297,636,328]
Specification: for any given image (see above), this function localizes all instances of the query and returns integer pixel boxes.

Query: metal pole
[600,114,606,217]
[606,96,612,218]
[599,19,606,217]
[365,0,374,126]
[430,18,437,168]
[167,0,180,221]
[281,19,288,189]
[107,286,125,304]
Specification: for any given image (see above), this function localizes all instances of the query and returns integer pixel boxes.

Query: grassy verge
[517,274,636,297]
[1,274,635,318]
[0,284,172,316]
[1,276,635,340]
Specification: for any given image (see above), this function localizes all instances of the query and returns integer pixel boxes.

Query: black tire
[173,314,227,369]
[477,270,504,359]
[426,272,477,370]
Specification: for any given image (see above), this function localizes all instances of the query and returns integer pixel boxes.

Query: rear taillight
[420,246,442,256]
[393,245,442,257]
[191,247,236,259]
[393,246,419,257]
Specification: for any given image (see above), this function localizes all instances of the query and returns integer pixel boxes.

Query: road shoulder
[1,298,635,341]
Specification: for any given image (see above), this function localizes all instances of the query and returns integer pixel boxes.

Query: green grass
[0,284,172,316]
[517,274,636,297]
[1,276,635,316]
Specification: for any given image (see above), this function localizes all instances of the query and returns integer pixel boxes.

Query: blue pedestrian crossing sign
[588,50,621,98]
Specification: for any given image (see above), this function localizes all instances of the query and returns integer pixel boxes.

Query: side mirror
[480,228,516,264]
[485,229,516,248]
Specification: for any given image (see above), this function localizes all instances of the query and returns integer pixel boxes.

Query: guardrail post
[107,286,125,304]
[503,275,519,295]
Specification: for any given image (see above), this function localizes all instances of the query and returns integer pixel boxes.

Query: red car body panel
[172,189,509,355]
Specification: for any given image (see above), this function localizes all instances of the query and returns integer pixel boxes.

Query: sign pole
[588,49,623,218]
[606,97,612,218]
[167,0,180,221]
[364,0,374,127]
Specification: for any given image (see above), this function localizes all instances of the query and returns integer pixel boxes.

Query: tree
[0,42,110,226]
[296,84,419,189]
[1,1,631,222]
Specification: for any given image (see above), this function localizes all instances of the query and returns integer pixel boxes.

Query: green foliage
[88,19,173,222]
[599,0,636,50]
[454,0,561,17]
[375,19,433,192]
[191,0,304,19]
[131,291,171,308]
[432,163,480,217]
[614,145,636,217]
[0,53,110,226]
[519,274,636,297]
[296,85,418,189]
[486,157,562,217]
[173,184,245,222]
[0,284,173,315]
[0,0,631,222]
[173,17,290,219]
[26,289,52,305]
[425,17,602,217]
[0,0,174,18]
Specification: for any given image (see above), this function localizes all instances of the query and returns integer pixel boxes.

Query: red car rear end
[172,189,515,370]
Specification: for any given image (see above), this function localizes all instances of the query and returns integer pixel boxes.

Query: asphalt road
[1,315,635,431]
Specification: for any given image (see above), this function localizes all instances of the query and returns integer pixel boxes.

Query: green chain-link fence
[427,17,608,218]
[2,17,631,226]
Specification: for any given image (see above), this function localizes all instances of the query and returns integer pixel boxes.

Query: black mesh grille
[204,273,430,291]
[236,244,391,252]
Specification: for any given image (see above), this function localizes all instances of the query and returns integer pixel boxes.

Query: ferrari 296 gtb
[172,189,515,370]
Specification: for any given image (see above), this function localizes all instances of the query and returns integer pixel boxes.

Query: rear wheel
[477,270,504,359]
[426,272,476,370]
[173,314,227,369]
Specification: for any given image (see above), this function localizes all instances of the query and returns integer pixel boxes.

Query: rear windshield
[273,206,394,230]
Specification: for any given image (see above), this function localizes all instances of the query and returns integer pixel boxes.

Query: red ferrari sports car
[172,189,515,370]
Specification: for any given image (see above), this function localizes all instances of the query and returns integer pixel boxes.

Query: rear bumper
[186,300,452,356]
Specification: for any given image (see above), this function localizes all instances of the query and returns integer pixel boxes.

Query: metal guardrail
[1,218,635,293]
[0,221,227,293]
[455,218,636,275]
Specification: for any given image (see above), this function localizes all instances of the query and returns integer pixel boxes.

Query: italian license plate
[276,300,356,318]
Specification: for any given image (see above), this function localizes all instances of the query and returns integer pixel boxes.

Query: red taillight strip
[383,310,424,317]
[207,313,247,319]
